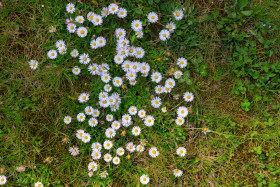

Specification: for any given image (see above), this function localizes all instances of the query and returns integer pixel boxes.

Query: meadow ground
[0,0,280,186]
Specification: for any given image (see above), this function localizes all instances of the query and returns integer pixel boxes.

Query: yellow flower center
[163,33,166,37]
[84,136,88,139]
[90,15,93,20]
[51,27,55,31]
[158,88,161,91]
[135,23,139,27]
[155,101,159,104]
[180,150,183,154]
[187,95,191,99]
[91,121,95,124]
[121,51,125,54]
[129,49,133,53]
[155,76,158,79]
[104,11,108,15]
[176,13,180,16]
[91,165,95,168]
[135,129,138,133]
[137,32,141,35]
[130,74,133,77]
[131,109,134,112]
[70,26,74,29]
[96,18,99,22]
[177,73,180,77]
[169,25,172,29]
[79,116,83,119]
[61,48,64,52]
[181,110,184,114]
[115,159,118,162]
[178,119,182,123]
[106,156,109,159]
[125,117,128,120]
[180,61,184,64]
[38,184,41,187]
[143,178,146,181]
[51,53,54,56]
[95,153,98,156]
[203,128,208,132]
[118,32,122,36]
[104,76,108,79]
[69,7,72,10]
[152,150,156,154]
[169,82,172,85]
[148,119,151,123]
[106,143,110,147]
[80,30,84,34]
[78,18,82,22]
[75,69,78,72]
[112,7,115,11]
[82,96,86,100]
[73,149,76,152]
[137,51,141,54]
[109,131,112,135]
[99,40,103,43]
[32,63,36,66]
[95,145,98,148]
[94,112,98,115]
[120,11,124,15]
[64,138,68,141]
[93,42,96,46]
[151,16,155,19]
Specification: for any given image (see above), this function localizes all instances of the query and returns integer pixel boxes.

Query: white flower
[177,106,188,118]
[161,107,167,113]
[76,129,84,139]
[176,147,186,157]
[111,121,121,130]
[151,97,162,108]
[116,147,125,156]
[159,29,170,41]
[58,46,67,55]
[56,40,65,49]
[175,117,184,126]
[149,147,159,158]
[112,77,123,87]
[96,36,106,47]
[126,142,136,153]
[126,71,137,81]
[128,106,137,115]
[104,84,112,92]
[131,20,142,31]
[165,78,176,88]
[0,176,7,185]
[70,49,79,57]
[69,146,79,156]
[151,72,162,83]
[88,117,98,127]
[92,15,103,26]
[101,7,109,17]
[105,128,116,139]
[136,145,145,152]
[91,150,101,160]
[155,85,164,94]
[103,140,113,150]
[64,116,72,124]
[144,115,155,127]
[164,86,172,93]
[117,8,127,18]
[77,27,88,38]
[88,161,98,171]
[47,49,57,59]
[140,62,150,74]
[173,169,183,177]
[29,60,38,70]
[174,70,183,79]
[77,113,86,122]
[90,39,99,49]
[140,174,150,185]
[115,28,126,39]
[91,142,102,151]
[132,126,141,136]
[135,30,143,38]
[183,92,194,102]
[34,182,43,187]
[108,3,119,14]
[79,53,90,65]
[87,12,96,22]
[103,153,112,162]
[75,15,84,24]
[112,156,120,165]
[129,79,137,86]
[166,21,176,32]
[138,109,146,118]
[122,114,132,127]
[72,66,81,75]
[173,9,184,20]
[85,106,93,115]
[100,171,108,178]
[147,12,158,23]
[105,114,113,122]
[66,3,75,14]
[82,133,91,143]
[140,139,148,146]
[49,26,56,33]
[174,94,180,100]
[177,57,187,68]
[92,109,100,117]
[135,47,145,58]
[78,93,90,103]
[101,73,111,83]
[114,54,124,64]
[202,127,211,134]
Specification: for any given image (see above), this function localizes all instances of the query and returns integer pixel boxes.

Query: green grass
[0,0,280,186]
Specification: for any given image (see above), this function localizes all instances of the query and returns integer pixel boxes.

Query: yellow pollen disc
[66,118,69,121]
[155,76,158,79]
[163,33,166,37]
[107,86,110,89]
[129,49,133,53]
[169,82,172,85]
[119,150,122,153]
[95,145,98,148]
[82,96,86,100]
[148,119,151,123]
[84,136,88,139]
[131,109,134,112]
[133,65,137,69]
[152,150,156,154]
[51,53,54,56]
[112,7,115,11]
[126,64,129,68]
[51,27,55,31]
[139,147,142,150]
[169,25,172,29]
[119,32,122,36]
[80,116,83,119]
[106,156,109,159]
[137,51,141,54]
[176,12,180,16]
[135,129,138,133]
[103,100,107,104]
[187,95,191,99]
[115,159,118,162]
[105,76,108,79]
[110,99,113,102]
[106,143,110,147]
[176,170,179,173]
[121,51,125,54]
[166,87,169,91]
[105,11,108,15]
[117,57,121,61]
[78,18,81,22]
[113,106,116,108]
[177,73,180,77]
[69,7,72,10]
[73,149,76,152]
[90,15,93,19]
[70,26,74,29]
[38,184,41,187]
[91,121,95,124]
[180,150,183,154]
[102,95,105,98]
[61,48,64,52]
[32,63,35,66]
[130,74,133,77]
[120,11,124,15]
[94,112,97,115]
[95,153,98,156]
[178,119,182,123]
[99,40,103,43]
[180,61,184,64]
[115,124,117,126]
[64,138,68,141]
[109,131,112,135]
[92,67,96,71]
[155,101,159,104]
[75,69,78,72]
[96,18,99,22]
[93,43,96,46]
[138,32,141,35]
[116,80,120,83]
[59,44,62,47]
[141,112,143,115]
[181,110,184,114]
[91,165,95,168]
[135,23,139,27]
[158,88,161,91]
[80,30,84,34]
[203,128,207,132]
[143,66,146,70]
[143,178,146,181]
[125,117,128,120]
[73,52,76,55]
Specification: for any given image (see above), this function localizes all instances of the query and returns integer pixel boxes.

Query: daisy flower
[138,109,146,118]
[116,147,125,156]
[126,142,136,153]
[147,12,158,23]
[164,86,172,93]
[96,36,106,47]
[108,3,119,14]
[77,113,86,122]
[135,47,145,58]
[135,30,144,38]
[174,70,183,79]
[114,54,124,64]
[88,63,98,75]
[175,117,184,126]
[161,107,167,113]
[140,174,150,185]
[173,169,183,177]
[47,49,57,59]
[79,53,90,65]
[58,46,67,55]
[122,114,132,127]
[128,106,137,115]
[91,142,102,151]
[176,147,186,157]
[165,78,176,88]
[92,15,103,26]
[69,146,79,156]
[151,97,162,108]
[88,171,94,177]
[115,28,126,39]
[88,161,98,171]
[49,26,56,33]
[129,79,137,86]
[140,62,150,74]
[177,57,187,68]
[100,171,108,178]
[77,27,88,38]
[87,12,96,22]
[70,49,79,57]
[82,133,91,143]
[104,84,112,92]
[34,182,43,187]
[0,176,7,185]
[66,3,75,14]
[99,91,108,100]
[91,150,101,160]
[202,127,211,134]
[112,77,123,87]
[117,8,127,18]
[64,116,72,124]
[103,140,113,150]
[92,109,100,117]
[103,153,112,162]
[90,39,98,49]
[144,115,155,127]
[173,9,184,20]
[62,137,69,144]
[140,139,147,146]
[159,29,170,41]
[101,73,111,83]
[126,71,137,81]
[106,114,113,122]
[55,40,65,49]
[72,66,81,75]
[177,106,188,118]
[111,121,121,130]
[183,92,194,102]
[78,93,90,103]
[105,128,116,139]
[101,7,109,17]
[136,144,145,152]
[76,129,85,139]
[154,85,163,94]
[131,20,142,31]
[166,21,176,32]
[29,60,38,70]
[132,126,141,136]
[112,156,120,165]
[149,147,159,158]
[173,94,180,100]
[151,72,162,83]
[85,106,93,115]
[88,117,98,127]
[75,15,84,24]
